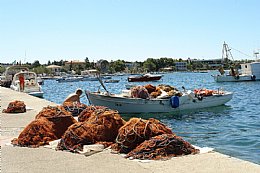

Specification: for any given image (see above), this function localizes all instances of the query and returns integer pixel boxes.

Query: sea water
[42,71,260,164]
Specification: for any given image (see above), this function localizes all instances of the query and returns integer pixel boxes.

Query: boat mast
[222,42,234,68]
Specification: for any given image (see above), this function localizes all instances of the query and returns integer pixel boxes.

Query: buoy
[170,96,179,108]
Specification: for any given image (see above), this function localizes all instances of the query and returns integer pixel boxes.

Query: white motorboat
[10,71,44,98]
[212,42,260,82]
[104,79,120,83]
[56,76,83,83]
[86,88,233,113]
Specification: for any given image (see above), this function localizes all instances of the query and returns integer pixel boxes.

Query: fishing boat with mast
[212,42,260,82]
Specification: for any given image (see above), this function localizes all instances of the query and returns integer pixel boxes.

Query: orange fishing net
[158,84,182,97]
[62,102,88,116]
[11,118,58,147]
[35,106,77,138]
[78,105,107,122]
[57,109,125,152]
[126,134,199,160]
[144,84,156,93]
[111,118,173,153]
[2,100,26,113]
[35,105,71,119]
[130,86,149,99]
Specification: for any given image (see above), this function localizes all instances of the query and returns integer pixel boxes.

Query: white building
[175,62,187,71]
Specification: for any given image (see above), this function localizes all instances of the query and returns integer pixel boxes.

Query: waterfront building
[46,65,62,75]
[175,62,187,71]
[192,59,222,69]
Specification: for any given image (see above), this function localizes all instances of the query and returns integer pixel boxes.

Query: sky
[1,0,260,64]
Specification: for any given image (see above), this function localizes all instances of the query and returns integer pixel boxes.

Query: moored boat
[128,73,162,82]
[10,70,44,98]
[86,86,233,113]
[212,42,260,82]
[56,76,83,83]
[104,79,120,83]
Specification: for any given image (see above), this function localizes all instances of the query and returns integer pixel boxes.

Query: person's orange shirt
[19,75,25,83]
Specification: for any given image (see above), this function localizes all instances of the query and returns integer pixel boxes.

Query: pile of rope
[57,109,125,152]
[126,134,199,160]
[111,118,173,153]
[2,100,26,113]
[78,105,107,122]
[62,102,88,116]
[12,106,76,147]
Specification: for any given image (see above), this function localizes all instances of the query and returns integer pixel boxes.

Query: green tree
[85,57,91,69]
[112,60,125,72]
[31,60,41,68]
[0,65,6,74]
[32,66,51,74]
[143,58,156,72]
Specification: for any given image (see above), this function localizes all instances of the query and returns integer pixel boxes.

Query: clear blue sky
[1,0,260,64]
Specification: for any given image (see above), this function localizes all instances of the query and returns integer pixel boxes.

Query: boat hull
[128,76,162,82]
[213,74,257,82]
[86,91,233,113]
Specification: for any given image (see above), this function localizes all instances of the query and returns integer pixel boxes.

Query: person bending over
[63,88,83,104]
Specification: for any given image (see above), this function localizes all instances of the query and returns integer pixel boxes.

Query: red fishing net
[57,109,125,152]
[78,105,107,122]
[130,86,149,99]
[62,102,88,116]
[35,106,77,138]
[144,84,156,93]
[11,118,58,147]
[111,118,173,153]
[126,134,200,160]
[2,100,26,113]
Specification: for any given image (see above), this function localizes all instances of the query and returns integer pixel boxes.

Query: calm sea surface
[42,71,260,164]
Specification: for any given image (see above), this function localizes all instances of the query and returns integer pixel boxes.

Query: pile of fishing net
[11,118,58,147]
[111,117,200,160]
[62,101,88,116]
[57,109,125,152]
[35,106,77,138]
[12,106,77,147]
[158,84,183,97]
[111,118,173,153]
[2,100,26,113]
[194,88,216,97]
[78,105,108,122]
[130,84,183,99]
[144,84,162,98]
[130,86,149,99]
[126,134,199,160]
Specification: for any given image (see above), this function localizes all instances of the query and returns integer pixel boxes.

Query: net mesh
[126,134,200,160]
[2,100,26,113]
[111,118,173,153]
[57,109,125,152]
[11,118,58,147]
[62,102,88,116]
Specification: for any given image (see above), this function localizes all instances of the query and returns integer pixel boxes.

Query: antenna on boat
[95,60,110,93]
[254,49,259,61]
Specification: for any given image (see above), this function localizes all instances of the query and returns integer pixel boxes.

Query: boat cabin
[241,62,260,79]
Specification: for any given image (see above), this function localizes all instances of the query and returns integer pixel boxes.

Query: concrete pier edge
[1,86,259,173]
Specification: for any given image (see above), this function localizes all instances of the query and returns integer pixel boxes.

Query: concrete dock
[1,86,259,173]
